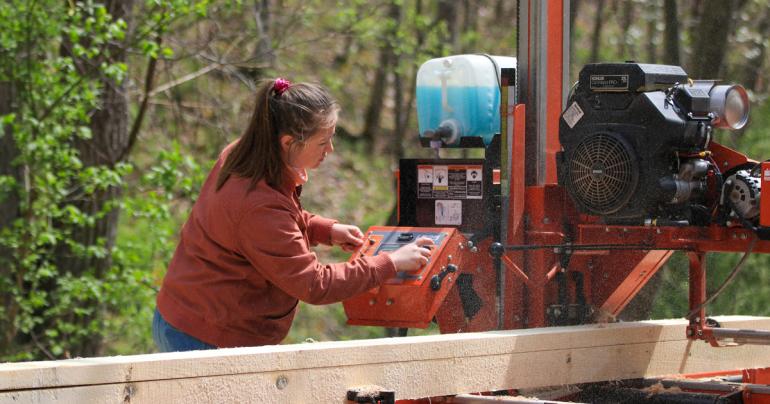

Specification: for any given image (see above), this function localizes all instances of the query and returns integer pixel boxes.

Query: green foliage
[0,0,209,361]
[0,0,126,361]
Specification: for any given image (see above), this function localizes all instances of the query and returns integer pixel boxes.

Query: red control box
[343,226,468,328]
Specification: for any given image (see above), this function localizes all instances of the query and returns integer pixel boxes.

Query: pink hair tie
[273,78,291,96]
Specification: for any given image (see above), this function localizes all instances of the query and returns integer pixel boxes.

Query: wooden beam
[2,316,770,403]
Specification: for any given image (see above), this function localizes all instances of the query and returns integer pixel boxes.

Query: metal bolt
[386,299,394,306]
[471,246,478,253]
[740,233,747,240]
[476,266,483,273]
[276,376,288,390]
[605,227,610,232]
[369,298,376,306]
[447,255,453,262]
[459,243,465,250]
[447,276,452,283]
[543,217,551,224]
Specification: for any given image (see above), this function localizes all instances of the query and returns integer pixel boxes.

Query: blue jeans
[152,308,216,352]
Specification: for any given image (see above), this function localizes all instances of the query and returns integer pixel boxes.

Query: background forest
[2,0,770,361]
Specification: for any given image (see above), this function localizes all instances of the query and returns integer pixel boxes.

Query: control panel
[355,229,449,285]
[343,226,468,328]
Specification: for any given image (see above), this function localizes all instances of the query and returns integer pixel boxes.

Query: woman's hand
[331,223,364,252]
[388,237,435,271]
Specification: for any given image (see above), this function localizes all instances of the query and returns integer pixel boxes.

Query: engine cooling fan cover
[565,132,639,215]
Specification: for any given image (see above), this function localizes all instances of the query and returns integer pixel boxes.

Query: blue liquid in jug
[416,86,501,146]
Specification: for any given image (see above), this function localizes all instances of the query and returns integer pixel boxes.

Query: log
[1,316,770,403]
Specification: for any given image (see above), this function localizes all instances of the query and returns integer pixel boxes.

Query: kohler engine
[557,63,752,225]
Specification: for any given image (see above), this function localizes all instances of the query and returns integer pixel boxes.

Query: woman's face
[282,123,336,170]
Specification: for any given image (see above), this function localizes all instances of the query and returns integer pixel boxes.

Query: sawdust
[644,382,683,396]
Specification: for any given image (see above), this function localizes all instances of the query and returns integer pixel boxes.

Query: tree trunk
[437,0,460,51]
[570,0,582,74]
[390,1,405,159]
[254,0,274,66]
[645,5,657,64]
[689,0,736,78]
[741,7,770,91]
[0,82,19,243]
[461,0,479,52]
[0,81,21,353]
[662,0,680,66]
[617,2,635,60]
[360,62,388,151]
[360,2,400,153]
[589,0,606,62]
[55,0,136,357]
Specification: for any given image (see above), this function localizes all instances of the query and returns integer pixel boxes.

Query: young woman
[153,78,433,351]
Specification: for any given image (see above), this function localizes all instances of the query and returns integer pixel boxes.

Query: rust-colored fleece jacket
[156,147,396,348]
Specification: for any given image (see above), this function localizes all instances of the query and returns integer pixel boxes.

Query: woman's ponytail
[216,78,339,191]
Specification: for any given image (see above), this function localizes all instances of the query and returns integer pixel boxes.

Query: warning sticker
[466,168,482,199]
[417,164,483,199]
[418,166,434,198]
[435,200,462,225]
[563,101,584,129]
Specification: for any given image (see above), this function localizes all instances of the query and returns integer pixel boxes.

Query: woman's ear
[279,134,294,153]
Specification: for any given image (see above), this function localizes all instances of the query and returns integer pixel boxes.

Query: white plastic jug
[416,54,516,146]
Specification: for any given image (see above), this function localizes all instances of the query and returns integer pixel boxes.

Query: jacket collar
[280,165,308,195]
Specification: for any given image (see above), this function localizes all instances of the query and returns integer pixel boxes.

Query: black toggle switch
[430,264,458,291]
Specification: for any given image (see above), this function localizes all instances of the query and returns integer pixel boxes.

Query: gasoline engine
[557,63,758,228]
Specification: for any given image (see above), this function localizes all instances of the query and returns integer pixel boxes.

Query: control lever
[430,264,458,291]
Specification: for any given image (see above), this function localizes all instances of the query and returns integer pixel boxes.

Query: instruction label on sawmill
[435,199,462,225]
[417,164,482,199]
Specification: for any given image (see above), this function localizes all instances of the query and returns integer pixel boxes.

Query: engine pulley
[725,170,761,220]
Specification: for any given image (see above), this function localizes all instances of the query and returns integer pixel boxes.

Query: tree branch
[119,35,161,163]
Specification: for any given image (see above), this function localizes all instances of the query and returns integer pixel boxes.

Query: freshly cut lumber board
[1,316,770,403]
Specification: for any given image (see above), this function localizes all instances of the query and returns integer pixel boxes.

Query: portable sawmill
[343,0,770,402]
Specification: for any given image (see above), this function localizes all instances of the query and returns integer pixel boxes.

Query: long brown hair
[216,79,339,191]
